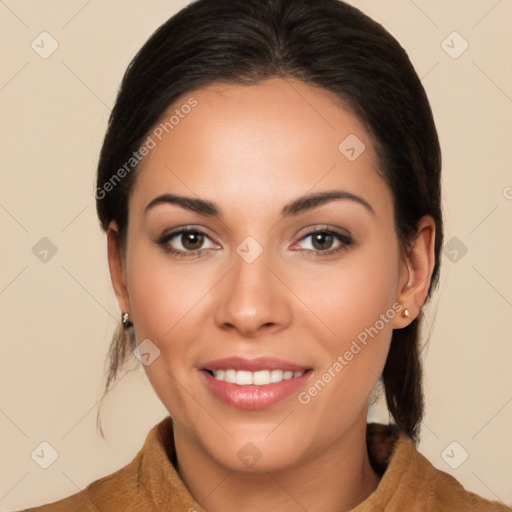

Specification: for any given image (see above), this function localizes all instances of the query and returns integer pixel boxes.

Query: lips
[202,356,310,372]
[200,356,312,410]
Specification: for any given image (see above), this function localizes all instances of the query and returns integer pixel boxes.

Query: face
[110,77,414,471]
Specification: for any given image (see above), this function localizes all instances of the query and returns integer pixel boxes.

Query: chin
[217,443,303,473]
[198,424,312,473]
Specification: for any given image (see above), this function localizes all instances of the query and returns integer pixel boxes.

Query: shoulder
[362,423,511,512]
[14,449,147,512]
[390,434,510,511]
[14,416,189,512]
[420,462,511,512]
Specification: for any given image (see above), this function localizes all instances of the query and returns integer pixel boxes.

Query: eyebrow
[144,189,375,218]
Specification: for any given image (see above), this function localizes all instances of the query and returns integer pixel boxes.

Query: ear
[393,214,436,329]
[106,221,131,316]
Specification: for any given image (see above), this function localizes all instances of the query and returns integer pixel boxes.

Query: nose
[214,245,292,338]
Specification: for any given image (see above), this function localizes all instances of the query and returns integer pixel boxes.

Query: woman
[18,0,510,510]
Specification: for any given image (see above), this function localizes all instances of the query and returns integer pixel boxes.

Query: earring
[401,308,410,318]
[121,312,133,329]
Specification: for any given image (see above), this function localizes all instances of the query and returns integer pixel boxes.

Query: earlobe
[106,221,130,316]
[393,215,436,329]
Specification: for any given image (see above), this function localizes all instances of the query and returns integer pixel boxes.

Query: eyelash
[156,226,353,259]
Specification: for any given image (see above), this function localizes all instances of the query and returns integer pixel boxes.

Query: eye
[157,227,218,257]
[293,228,353,257]
[156,226,353,259]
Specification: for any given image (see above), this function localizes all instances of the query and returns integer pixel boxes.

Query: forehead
[130,77,392,219]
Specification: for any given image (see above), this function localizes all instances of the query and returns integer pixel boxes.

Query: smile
[200,356,313,410]
[207,369,306,385]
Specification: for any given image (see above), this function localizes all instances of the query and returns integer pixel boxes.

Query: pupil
[313,233,332,251]
[184,232,202,250]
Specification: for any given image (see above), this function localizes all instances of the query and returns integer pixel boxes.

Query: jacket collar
[138,415,413,511]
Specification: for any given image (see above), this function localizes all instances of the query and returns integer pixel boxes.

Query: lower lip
[201,370,311,410]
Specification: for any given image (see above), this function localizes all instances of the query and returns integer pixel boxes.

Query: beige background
[1,0,511,509]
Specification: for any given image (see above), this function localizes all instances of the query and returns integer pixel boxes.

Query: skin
[107,77,436,512]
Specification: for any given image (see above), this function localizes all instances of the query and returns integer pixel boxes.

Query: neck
[173,415,381,512]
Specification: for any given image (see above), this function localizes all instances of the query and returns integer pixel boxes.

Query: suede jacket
[18,416,511,512]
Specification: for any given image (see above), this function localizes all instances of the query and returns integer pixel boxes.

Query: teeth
[270,369,283,383]
[225,369,236,383]
[254,370,271,385]
[235,370,253,385]
[211,369,306,385]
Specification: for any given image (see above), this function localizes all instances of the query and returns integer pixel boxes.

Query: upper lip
[201,356,311,372]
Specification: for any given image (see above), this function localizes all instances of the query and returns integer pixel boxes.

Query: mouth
[200,356,313,409]
[204,368,308,385]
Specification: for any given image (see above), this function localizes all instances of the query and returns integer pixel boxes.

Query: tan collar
[137,416,509,512]
[138,416,406,510]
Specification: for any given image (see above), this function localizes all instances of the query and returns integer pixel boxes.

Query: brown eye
[157,227,218,258]
[181,231,205,250]
[310,232,335,251]
[293,228,353,257]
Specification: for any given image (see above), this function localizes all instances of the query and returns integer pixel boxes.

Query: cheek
[124,243,210,398]
[124,246,205,417]
[299,234,400,346]
[303,234,400,403]
[292,253,399,454]
[126,244,207,341]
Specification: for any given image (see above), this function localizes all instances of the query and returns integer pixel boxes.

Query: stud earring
[401,308,410,318]
[121,312,133,329]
